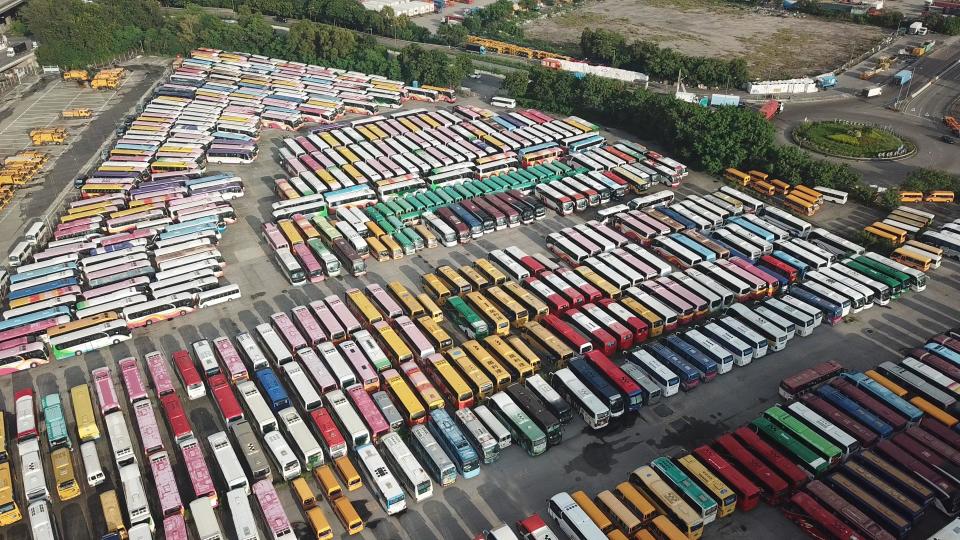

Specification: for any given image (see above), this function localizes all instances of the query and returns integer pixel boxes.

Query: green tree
[902,168,960,192]
[435,23,468,46]
[500,70,530,98]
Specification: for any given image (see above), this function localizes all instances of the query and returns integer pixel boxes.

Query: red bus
[555,267,601,304]
[310,407,347,459]
[921,416,960,449]
[831,380,908,431]
[346,385,390,443]
[712,433,788,504]
[212,337,248,384]
[161,393,194,446]
[786,491,858,540]
[596,299,649,345]
[541,271,585,307]
[693,444,761,511]
[563,308,616,356]
[146,350,175,397]
[584,350,642,413]
[181,439,217,508]
[800,394,879,448]
[640,281,694,326]
[758,255,798,283]
[904,426,960,466]
[172,349,206,400]
[291,305,327,347]
[542,314,592,355]
[733,426,807,491]
[133,399,164,456]
[209,374,244,425]
[779,361,844,400]
[271,311,308,353]
[581,303,632,351]
[804,480,892,540]
[523,276,569,314]
[505,246,546,276]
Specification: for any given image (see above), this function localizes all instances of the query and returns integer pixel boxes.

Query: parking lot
[0,87,958,539]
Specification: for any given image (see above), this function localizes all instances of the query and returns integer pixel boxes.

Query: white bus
[278,407,323,470]
[683,268,734,308]
[699,322,752,367]
[356,443,406,515]
[682,329,734,374]
[741,213,790,240]
[774,240,830,270]
[763,298,819,337]
[380,432,432,502]
[718,186,764,214]
[623,244,671,277]
[717,316,768,359]
[281,363,322,412]
[263,430,301,481]
[189,498,224,540]
[236,332,269,371]
[713,229,761,261]
[550,368,611,429]
[489,249,529,281]
[104,411,136,467]
[473,405,511,450]
[786,401,859,458]
[626,349,681,397]
[820,267,876,308]
[28,500,58,540]
[762,206,812,238]
[208,431,249,495]
[547,492,607,540]
[454,408,499,465]
[19,438,49,502]
[813,186,848,204]
[729,303,788,351]
[409,424,458,487]
[726,224,773,254]
[491,96,516,109]
[805,271,865,313]
[651,237,702,268]
[318,342,356,389]
[237,381,277,435]
[226,488,259,540]
[791,238,837,265]
[120,464,152,531]
[256,323,293,366]
[325,389,370,448]
[808,227,864,257]
[670,273,723,314]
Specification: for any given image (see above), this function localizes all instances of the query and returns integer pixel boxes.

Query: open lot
[0,94,958,539]
[523,0,886,80]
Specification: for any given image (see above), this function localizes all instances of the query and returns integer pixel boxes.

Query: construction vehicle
[0,151,47,188]
[943,116,960,135]
[61,108,92,119]
[464,36,572,61]
[62,70,89,83]
[91,68,125,90]
[30,128,66,146]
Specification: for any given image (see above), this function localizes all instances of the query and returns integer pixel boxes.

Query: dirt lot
[524,0,887,80]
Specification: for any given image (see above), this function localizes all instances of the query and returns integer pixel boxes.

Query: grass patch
[795,121,910,158]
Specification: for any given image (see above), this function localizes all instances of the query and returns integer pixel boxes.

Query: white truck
[863,86,883,98]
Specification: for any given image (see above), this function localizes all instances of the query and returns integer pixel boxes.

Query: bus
[785,401,860,460]
[380,432,433,502]
[251,480,295,540]
[488,392,547,457]
[446,297,489,339]
[676,454,737,518]
[749,417,828,476]
[650,457,719,525]
[356,443,406,515]
[41,393,70,450]
[382,368,427,426]
[506,383,562,447]
[546,492,607,540]
[630,465,704,539]
[763,406,842,466]
[410,424,458,487]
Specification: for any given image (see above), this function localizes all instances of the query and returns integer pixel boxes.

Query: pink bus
[309,300,346,342]
[716,259,767,299]
[291,243,324,283]
[365,283,403,319]
[727,257,779,297]
[145,351,176,397]
[34,242,96,262]
[641,281,695,326]
[270,312,309,353]
[617,215,658,244]
[297,348,337,394]
[99,228,157,248]
[611,249,658,281]
[213,337,248,383]
[657,277,708,321]
[338,340,379,392]
[70,193,125,209]
[252,480,294,540]
[261,223,289,252]
[134,400,165,456]
[149,452,184,517]
[346,385,389,444]
[0,316,70,342]
[92,367,120,415]
[0,336,28,351]
[54,222,102,241]
[291,305,326,347]
[181,439,217,508]
[163,514,188,540]
[119,357,149,403]
[393,315,435,361]
[324,295,361,335]
[81,277,150,300]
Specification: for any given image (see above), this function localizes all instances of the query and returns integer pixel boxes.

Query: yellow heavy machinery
[0,151,47,188]
[30,128,66,146]
[61,108,92,119]
[861,55,893,80]
[62,70,89,83]
[91,68,125,90]
[465,36,573,61]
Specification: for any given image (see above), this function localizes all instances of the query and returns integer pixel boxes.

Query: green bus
[313,215,342,245]
[525,165,549,182]
[384,199,403,218]
[488,175,509,191]
[479,179,500,194]
[424,191,445,209]
[378,219,396,235]
[489,392,547,457]
[437,187,457,205]
[453,184,473,200]
[863,253,927,292]
[843,260,903,298]
[463,182,484,198]
[445,296,489,339]
[398,227,422,251]
[762,406,841,467]
[392,229,414,254]
[749,417,827,475]
[850,257,910,293]
[650,457,718,525]
[366,205,384,222]
[42,394,71,450]
[406,195,427,215]
[394,198,416,217]
[386,215,404,230]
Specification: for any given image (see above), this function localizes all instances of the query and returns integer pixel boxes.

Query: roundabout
[791,120,916,161]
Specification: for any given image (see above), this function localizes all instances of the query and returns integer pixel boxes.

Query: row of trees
[23,0,471,87]
[920,13,960,35]
[500,66,871,197]
[793,0,905,29]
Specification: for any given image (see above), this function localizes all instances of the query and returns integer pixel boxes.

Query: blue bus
[663,335,718,383]
[518,141,559,157]
[925,343,960,367]
[0,306,72,332]
[10,262,79,283]
[254,368,290,412]
[655,207,697,230]
[841,372,923,425]
[568,357,625,418]
[646,342,701,392]
[449,203,482,239]
[670,234,717,262]
[815,385,893,438]
[771,250,810,279]
[41,394,71,450]
[789,287,843,325]
[428,409,480,478]
[158,222,221,242]
[728,217,775,242]
[8,278,80,301]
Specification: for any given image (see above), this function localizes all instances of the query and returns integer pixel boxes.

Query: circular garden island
[792,120,914,160]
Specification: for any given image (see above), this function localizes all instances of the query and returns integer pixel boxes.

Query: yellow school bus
[382,368,427,425]
[614,482,656,524]
[379,234,403,259]
[387,281,426,319]
[620,298,664,337]
[372,321,413,366]
[677,454,737,517]
[436,265,472,295]
[522,320,574,367]
[0,462,21,525]
[416,316,452,352]
[52,448,81,500]
[100,490,126,538]
[421,273,452,302]
[502,281,548,320]
[506,334,541,372]
[482,335,534,382]
[446,347,494,400]
[571,490,614,533]
[417,293,443,323]
[70,384,100,442]
[461,340,510,391]
[346,288,383,326]
[459,266,489,291]
[475,258,507,285]
[464,291,510,336]
[576,266,622,300]
[366,236,390,262]
[485,286,529,328]
[595,490,642,536]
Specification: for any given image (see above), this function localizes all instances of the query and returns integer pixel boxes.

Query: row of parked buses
[919,216,960,261]
[722,168,829,217]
